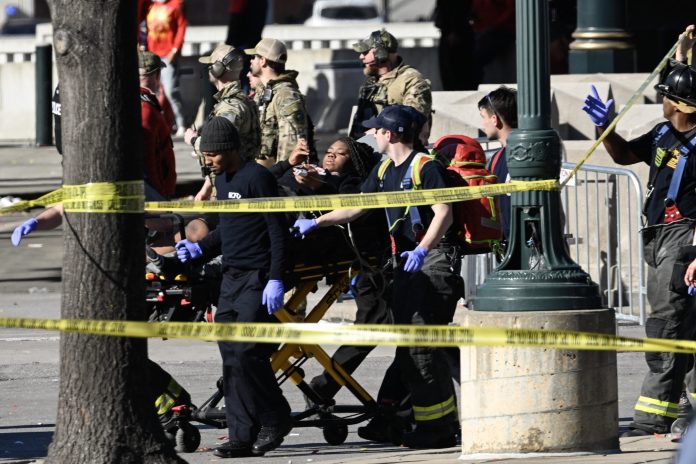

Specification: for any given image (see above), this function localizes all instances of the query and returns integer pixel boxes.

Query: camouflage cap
[138,51,166,75]
[244,38,288,64]
[352,29,398,54]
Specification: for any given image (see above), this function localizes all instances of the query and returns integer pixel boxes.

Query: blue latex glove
[582,84,614,127]
[400,245,428,273]
[292,218,318,237]
[11,218,38,246]
[175,240,202,263]
[262,279,285,314]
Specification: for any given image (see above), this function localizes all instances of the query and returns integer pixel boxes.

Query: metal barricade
[462,161,646,326]
[560,162,645,325]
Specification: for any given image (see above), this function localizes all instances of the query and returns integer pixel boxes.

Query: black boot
[401,423,458,449]
[252,421,292,455]
[357,413,412,445]
[213,440,254,458]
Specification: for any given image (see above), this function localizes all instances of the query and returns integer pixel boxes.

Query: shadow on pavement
[0,430,53,460]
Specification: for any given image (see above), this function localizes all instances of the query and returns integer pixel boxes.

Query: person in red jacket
[139,51,177,198]
[146,0,187,135]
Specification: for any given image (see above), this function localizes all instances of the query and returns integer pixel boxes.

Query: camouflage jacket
[257,70,311,162]
[194,81,260,161]
[351,58,432,137]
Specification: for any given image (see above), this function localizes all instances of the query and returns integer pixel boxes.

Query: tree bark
[45,1,185,462]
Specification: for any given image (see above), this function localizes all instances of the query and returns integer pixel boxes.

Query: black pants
[632,220,696,433]
[216,268,291,443]
[391,248,463,429]
[310,267,392,399]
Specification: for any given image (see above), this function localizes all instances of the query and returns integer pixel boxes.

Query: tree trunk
[46,1,185,462]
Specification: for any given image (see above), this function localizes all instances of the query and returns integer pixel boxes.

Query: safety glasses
[486,93,499,119]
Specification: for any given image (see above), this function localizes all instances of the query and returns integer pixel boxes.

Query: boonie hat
[362,105,418,135]
[244,38,288,64]
[198,43,241,65]
[138,51,166,75]
[199,117,241,153]
[352,29,398,54]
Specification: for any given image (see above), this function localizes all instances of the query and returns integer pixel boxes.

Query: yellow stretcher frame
[273,274,376,412]
[168,256,380,447]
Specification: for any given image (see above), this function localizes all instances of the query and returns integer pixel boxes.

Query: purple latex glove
[11,218,38,246]
[292,218,318,237]
[400,245,428,273]
[262,279,285,314]
[175,240,202,263]
[582,84,614,127]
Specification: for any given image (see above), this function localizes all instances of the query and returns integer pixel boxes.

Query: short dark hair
[389,129,415,145]
[478,86,518,129]
[266,58,285,74]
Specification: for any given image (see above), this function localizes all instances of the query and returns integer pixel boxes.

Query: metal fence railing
[463,162,646,326]
[560,162,645,325]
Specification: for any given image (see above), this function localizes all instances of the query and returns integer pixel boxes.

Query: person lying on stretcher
[273,136,380,196]
[180,135,382,247]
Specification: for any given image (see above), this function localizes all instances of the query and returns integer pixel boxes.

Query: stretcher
[145,222,382,452]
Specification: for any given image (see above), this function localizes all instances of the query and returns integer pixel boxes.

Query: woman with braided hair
[319,136,378,192]
[273,136,379,196]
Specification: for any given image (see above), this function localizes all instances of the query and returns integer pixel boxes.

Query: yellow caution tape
[0,179,557,215]
[146,180,558,213]
[0,181,144,215]
[560,34,686,187]
[3,317,696,353]
[62,181,144,213]
[0,188,65,214]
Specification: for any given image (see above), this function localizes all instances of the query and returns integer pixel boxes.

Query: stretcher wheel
[175,421,201,453]
[323,423,348,445]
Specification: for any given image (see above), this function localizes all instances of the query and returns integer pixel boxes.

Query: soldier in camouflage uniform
[184,43,260,200]
[246,38,313,166]
[350,29,432,141]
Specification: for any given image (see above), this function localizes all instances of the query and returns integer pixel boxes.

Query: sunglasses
[486,93,499,118]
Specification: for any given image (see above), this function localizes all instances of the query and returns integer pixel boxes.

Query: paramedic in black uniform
[175,116,292,458]
[293,105,462,449]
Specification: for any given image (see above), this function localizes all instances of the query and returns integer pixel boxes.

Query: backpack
[376,135,502,254]
[436,135,502,254]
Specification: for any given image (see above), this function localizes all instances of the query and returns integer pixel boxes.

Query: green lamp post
[473,0,602,311]
[569,0,635,73]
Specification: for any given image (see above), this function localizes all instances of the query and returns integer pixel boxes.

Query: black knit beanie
[199,116,240,153]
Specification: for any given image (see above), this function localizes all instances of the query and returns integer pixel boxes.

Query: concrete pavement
[0,138,205,198]
[0,291,684,463]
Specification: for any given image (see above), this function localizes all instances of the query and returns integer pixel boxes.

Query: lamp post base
[472,270,602,311]
[459,308,619,454]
